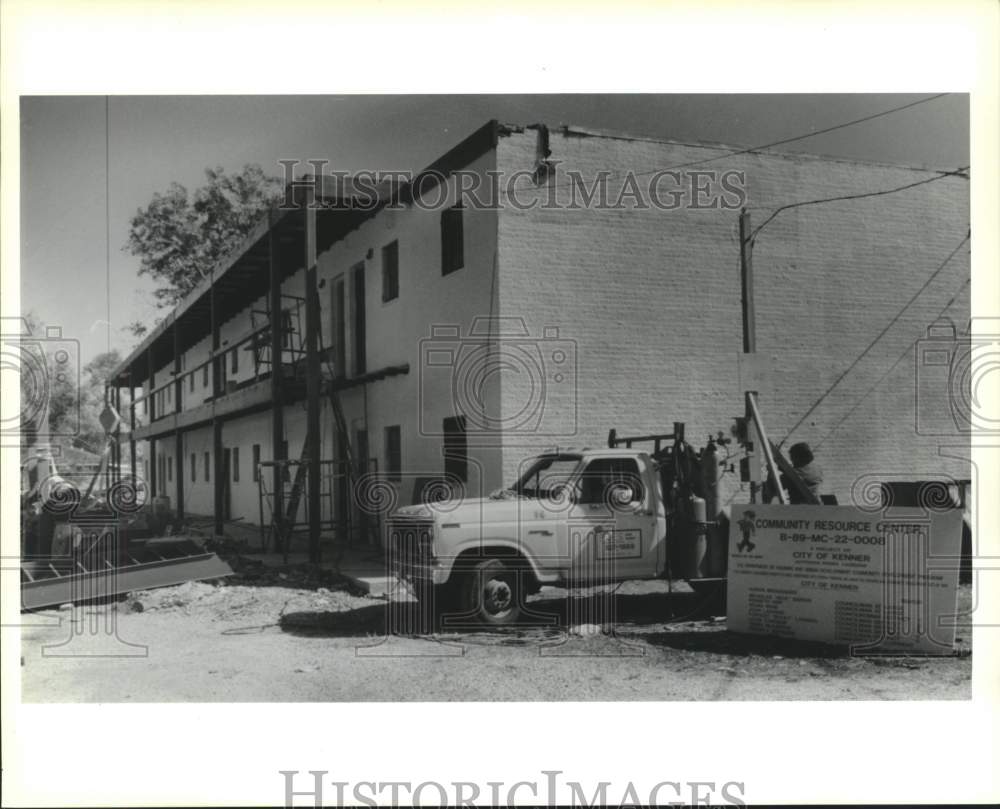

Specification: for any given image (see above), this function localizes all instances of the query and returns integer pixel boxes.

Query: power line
[750,166,969,243]
[502,93,953,196]
[778,229,971,447]
[106,96,111,356]
[814,273,972,450]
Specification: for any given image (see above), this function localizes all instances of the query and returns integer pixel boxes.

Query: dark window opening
[443,415,468,483]
[352,262,366,375]
[332,278,346,379]
[252,444,261,483]
[204,451,211,482]
[382,240,399,302]
[190,453,196,482]
[233,446,240,482]
[230,347,239,374]
[385,426,401,482]
[355,429,368,475]
[441,204,464,275]
[167,456,173,483]
[203,365,209,387]
[189,374,194,392]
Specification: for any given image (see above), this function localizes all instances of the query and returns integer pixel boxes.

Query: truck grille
[387,520,434,571]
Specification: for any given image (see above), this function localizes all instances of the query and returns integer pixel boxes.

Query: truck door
[567,456,657,583]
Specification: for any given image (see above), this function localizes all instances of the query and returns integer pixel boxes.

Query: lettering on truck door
[567,456,656,584]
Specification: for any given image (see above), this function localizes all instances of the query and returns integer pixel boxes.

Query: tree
[125,164,284,309]
[18,311,123,457]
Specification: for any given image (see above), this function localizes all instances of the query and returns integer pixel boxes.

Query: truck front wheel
[461,558,524,627]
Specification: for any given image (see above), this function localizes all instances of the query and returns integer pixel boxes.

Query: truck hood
[392,495,553,525]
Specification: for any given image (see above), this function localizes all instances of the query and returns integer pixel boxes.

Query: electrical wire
[105,96,111,355]
[778,229,971,447]
[813,272,972,450]
[502,93,953,197]
[750,167,969,243]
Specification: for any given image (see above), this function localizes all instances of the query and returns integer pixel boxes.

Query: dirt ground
[19,571,972,702]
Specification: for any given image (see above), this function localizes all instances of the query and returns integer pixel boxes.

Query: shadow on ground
[279,588,725,639]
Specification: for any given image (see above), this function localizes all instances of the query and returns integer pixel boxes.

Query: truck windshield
[511,454,582,499]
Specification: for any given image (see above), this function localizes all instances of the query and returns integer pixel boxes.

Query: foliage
[19,311,122,455]
[125,164,284,308]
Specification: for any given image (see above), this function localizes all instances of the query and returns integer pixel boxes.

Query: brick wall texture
[495,127,971,505]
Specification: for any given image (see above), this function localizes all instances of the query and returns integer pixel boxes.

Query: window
[443,415,467,482]
[577,457,644,506]
[190,453,196,482]
[230,347,239,374]
[441,204,464,275]
[385,426,401,481]
[331,278,346,379]
[167,456,173,483]
[189,374,194,393]
[352,262,366,375]
[165,385,172,405]
[355,429,368,474]
[252,444,261,482]
[203,364,209,388]
[204,451,211,482]
[382,240,399,302]
[233,447,240,482]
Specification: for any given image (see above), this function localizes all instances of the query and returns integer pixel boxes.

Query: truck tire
[461,558,523,627]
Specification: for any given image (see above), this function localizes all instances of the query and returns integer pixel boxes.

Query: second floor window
[382,240,399,302]
[230,347,239,375]
[441,204,464,275]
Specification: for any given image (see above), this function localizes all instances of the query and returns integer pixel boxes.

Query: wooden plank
[747,392,787,505]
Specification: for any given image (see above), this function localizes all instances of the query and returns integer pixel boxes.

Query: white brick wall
[495,128,970,504]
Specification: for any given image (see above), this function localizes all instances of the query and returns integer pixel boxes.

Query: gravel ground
[19,573,972,702]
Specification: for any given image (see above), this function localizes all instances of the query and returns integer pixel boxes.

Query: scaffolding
[248,293,307,377]
[256,457,379,558]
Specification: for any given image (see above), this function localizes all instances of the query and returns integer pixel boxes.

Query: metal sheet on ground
[21,552,234,611]
[726,504,962,653]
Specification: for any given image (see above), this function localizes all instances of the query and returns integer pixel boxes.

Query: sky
[19,93,970,366]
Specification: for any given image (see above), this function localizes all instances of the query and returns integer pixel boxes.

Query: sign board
[727,504,962,653]
[596,528,642,560]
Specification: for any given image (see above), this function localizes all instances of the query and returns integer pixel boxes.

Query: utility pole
[739,208,762,503]
[304,201,322,565]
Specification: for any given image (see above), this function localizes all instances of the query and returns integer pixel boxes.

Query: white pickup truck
[388,438,725,626]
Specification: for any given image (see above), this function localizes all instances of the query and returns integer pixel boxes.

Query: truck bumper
[398,562,450,587]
